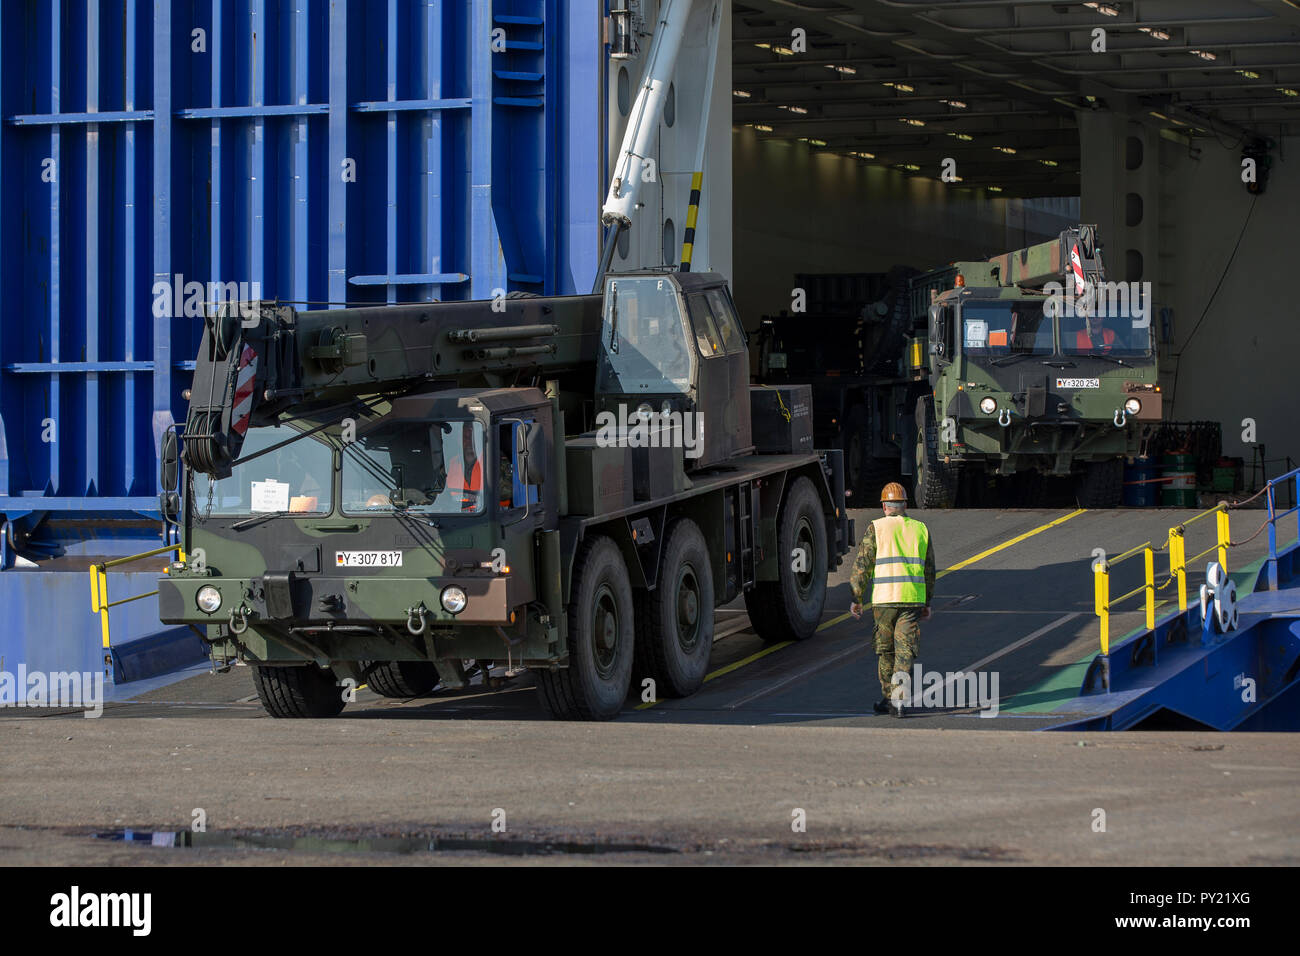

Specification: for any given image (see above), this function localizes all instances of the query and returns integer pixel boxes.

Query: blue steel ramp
[1047,544,1300,732]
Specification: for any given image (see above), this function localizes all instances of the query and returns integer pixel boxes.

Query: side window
[706,288,746,354]
[686,295,723,357]
[497,421,539,510]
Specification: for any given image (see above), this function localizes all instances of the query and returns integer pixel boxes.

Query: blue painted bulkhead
[0,0,603,682]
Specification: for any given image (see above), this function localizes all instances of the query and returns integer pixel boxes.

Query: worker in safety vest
[849,482,936,717]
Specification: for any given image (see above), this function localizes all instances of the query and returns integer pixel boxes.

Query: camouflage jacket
[849,518,937,608]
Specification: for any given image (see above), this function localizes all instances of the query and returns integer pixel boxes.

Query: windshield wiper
[608,286,620,354]
[231,510,291,530]
[1041,360,1077,369]
[989,353,1033,367]
[1086,352,1129,367]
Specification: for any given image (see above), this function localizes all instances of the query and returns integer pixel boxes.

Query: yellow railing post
[1144,546,1155,632]
[1169,526,1186,612]
[1216,507,1230,572]
[1094,562,1110,655]
[85,545,181,654]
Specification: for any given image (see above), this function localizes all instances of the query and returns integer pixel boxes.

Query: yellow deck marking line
[633,508,1087,711]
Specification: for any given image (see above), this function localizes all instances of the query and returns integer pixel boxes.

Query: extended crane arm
[182,294,603,478]
[594,0,696,287]
[987,224,1107,296]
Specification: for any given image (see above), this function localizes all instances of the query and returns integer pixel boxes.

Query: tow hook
[406,604,429,636]
[997,408,1012,427]
[228,604,251,635]
[1113,409,1127,428]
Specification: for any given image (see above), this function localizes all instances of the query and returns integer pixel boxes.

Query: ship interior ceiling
[730,0,1300,198]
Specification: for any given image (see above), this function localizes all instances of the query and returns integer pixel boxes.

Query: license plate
[335,550,403,568]
[1056,377,1100,389]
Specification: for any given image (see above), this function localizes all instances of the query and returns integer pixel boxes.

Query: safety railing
[89,545,183,661]
[1093,541,1156,657]
[1167,502,1230,612]
[1266,466,1300,590]
[1093,501,1233,661]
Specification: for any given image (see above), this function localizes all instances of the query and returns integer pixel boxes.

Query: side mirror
[160,431,179,491]
[523,424,547,486]
[160,431,181,520]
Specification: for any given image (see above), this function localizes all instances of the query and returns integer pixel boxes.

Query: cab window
[706,288,747,354]
[341,420,486,515]
[497,421,540,511]
[961,301,1052,355]
[686,295,723,357]
[194,424,333,515]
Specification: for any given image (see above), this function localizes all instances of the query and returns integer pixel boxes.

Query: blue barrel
[1123,458,1159,507]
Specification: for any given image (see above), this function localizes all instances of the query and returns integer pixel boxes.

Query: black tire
[744,476,828,642]
[1078,458,1124,508]
[536,535,634,720]
[914,395,957,509]
[841,405,869,503]
[251,663,347,718]
[367,660,440,698]
[634,519,714,699]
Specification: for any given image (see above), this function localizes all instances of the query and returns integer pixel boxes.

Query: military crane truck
[156,273,852,720]
[915,225,1161,508]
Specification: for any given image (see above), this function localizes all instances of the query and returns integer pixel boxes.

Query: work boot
[892,700,907,719]
[872,698,891,715]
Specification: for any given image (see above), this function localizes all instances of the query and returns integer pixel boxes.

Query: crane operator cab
[595,271,751,470]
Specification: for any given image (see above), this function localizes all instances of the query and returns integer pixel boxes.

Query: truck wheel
[367,660,439,698]
[841,406,869,501]
[1078,458,1123,508]
[634,519,714,698]
[251,663,347,718]
[536,535,634,720]
[914,395,956,509]
[744,476,828,642]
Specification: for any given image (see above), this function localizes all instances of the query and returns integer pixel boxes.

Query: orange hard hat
[881,482,908,503]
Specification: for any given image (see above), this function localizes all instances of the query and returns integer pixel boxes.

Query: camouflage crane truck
[914,225,1161,508]
[156,274,852,720]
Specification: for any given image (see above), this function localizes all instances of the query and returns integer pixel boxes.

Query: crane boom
[183,294,603,478]
[594,0,696,287]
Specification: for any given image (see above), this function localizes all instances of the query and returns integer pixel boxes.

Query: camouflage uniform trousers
[873,606,923,700]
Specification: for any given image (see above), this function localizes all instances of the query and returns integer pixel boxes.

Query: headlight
[440,586,467,614]
[196,585,222,614]
[1124,398,1141,415]
[635,402,653,420]
[660,400,673,417]
[979,397,997,415]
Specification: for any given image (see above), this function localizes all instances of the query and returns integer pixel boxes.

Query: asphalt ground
[2,505,1294,866]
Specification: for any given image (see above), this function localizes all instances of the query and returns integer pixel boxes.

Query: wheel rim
[674,563,702,653]
[794,518,816,599]
[591,583,619,678]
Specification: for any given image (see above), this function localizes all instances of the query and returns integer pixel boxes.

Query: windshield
[961,301,1053,357]
[342,420,486,515]
[193,425,333,515]
[596,276,693,394]
[1061,310,1153,357]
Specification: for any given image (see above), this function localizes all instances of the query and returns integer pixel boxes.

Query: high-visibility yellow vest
[871,515,930,605]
